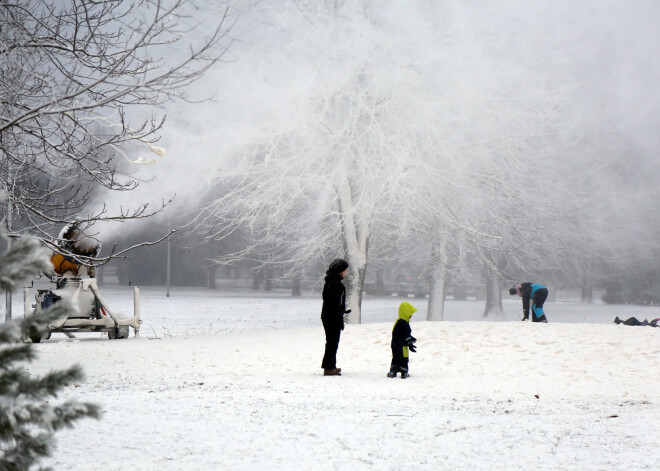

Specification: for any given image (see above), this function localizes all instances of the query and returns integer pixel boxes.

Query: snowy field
[19,285,660,470]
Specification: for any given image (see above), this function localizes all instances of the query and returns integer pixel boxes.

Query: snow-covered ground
[23,285,659,470]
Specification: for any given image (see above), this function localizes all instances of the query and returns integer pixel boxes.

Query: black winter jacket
[392,319,414,350]
[321,273,346,329]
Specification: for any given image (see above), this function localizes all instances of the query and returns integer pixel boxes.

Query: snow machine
[24,223,141,342]
[25,278,141,342]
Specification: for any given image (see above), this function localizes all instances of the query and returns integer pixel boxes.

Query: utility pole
[5,196,11,321]
[166,237,171,298]
[166,217,171,298]
[3,141,12,321]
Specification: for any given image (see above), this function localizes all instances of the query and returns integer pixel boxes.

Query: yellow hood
[397,301,418,322]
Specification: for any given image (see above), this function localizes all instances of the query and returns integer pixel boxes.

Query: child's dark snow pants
[390,346,409,374]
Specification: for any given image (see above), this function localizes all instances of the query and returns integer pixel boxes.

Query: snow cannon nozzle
[50,222,102,278]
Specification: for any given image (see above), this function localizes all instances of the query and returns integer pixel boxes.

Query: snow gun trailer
[25,278,141,343]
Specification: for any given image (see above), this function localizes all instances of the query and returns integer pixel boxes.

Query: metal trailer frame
[25,278,141,342]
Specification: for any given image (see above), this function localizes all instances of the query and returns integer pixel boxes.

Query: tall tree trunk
[482,262,503,318]
[338,179,370,324]
[343,260,367,324]
[375,263,385,296]
[207,265,217,289]
[252,270,262,290]
[265,268,273,291]
[427,240,448,321]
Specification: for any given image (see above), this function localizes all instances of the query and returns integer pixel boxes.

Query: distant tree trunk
[207,265,217,289]
[581,279,593,303]
[482,261,503,318]
[291,276,301,297]
[427,240,447,321]
[375,264,386,296]
[252,270,262,290]
[265,269,273,291]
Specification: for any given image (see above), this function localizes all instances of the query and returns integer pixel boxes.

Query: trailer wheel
[28,328,51,343]
[109,326,129,339]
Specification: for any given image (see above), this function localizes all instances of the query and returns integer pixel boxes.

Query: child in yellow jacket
[387,301,417,379]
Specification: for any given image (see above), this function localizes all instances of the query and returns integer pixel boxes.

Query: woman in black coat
[321,258,349,376]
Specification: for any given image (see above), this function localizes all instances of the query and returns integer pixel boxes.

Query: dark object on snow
[614,316,659,327]
[389,301,417,378]
[321,259,349,372]
[510,282,548,322]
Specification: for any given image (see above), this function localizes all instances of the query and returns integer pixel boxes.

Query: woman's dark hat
[328,258,349,273]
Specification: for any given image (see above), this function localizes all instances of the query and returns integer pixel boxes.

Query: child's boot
[401,372,409,379]
[387,370,397,378]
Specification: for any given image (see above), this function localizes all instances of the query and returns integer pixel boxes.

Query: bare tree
[190,0,660,323]
[0,0,233,260]
[197,1,440,323]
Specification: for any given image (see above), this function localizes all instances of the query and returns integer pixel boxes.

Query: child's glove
[408,343,417,353]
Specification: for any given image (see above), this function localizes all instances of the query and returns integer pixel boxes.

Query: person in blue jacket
[509,282,548,322]
[387,301,418,378]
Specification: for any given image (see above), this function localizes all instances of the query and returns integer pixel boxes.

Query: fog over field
[2,3,659,470]
[89,0,660,323]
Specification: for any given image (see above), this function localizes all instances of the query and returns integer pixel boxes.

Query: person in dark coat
[509,282,548,322]
[321,258,350,376]
[387,301,418,379]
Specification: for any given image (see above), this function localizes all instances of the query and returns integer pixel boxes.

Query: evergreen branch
[0,301,76,344]
[0,431,54,471]
[17,366,85,399]
[0,346,36,371]
[0,400,100,439]
[0,236,52,292]
[48,401,102,431]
